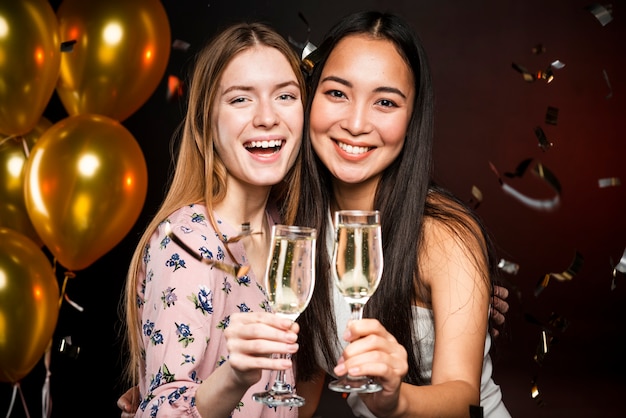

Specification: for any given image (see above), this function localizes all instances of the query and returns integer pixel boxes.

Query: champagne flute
[252,224,316,407]
[328,210,384,393]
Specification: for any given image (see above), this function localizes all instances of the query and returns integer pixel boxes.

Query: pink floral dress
[134,204,296,417]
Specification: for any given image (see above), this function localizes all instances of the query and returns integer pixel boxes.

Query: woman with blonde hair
[120,21,306,417]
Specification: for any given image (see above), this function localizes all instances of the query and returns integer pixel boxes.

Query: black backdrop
[1,1,625,417]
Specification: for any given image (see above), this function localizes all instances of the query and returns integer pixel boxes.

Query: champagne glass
[252,224,316,407]
[328,210,384,393]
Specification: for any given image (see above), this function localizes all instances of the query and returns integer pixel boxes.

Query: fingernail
[334,363,346,375]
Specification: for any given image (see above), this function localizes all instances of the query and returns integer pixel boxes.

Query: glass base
[328,375,383,393]
[252,390,305,407]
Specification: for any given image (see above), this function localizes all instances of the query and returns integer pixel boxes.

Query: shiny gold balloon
[23,114,148,271]
[55,0,171,121]
[0,0,61,136]
[0,227,59,383]
[0,117,53,247]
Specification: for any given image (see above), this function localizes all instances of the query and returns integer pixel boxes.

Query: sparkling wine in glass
[252,224,316,407]
[328,210,383,393]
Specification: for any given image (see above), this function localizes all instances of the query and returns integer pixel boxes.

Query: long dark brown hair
[295,11,499,385]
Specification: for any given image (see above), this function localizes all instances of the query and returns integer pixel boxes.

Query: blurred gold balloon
[23,114,148,271]
[0,0,61,136]
[55,0,171,121]
[0,227,59,383]
[0,117,53,247]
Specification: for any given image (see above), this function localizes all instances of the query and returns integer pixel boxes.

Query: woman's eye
[230,97,247,104]
[278,93,297,101]
[326,90,345,99]
[377,99,397,108]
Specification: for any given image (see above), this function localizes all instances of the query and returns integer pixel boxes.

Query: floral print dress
[135,204,297,417]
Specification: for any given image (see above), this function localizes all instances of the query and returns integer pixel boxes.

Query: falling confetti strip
[545,106,559,126]
[550,251,584,282]
[288,12,313,55]
[498,258,520,275]
[611,247,626,290]
[614,248,626,274]
[58,336,80,359]
[550,60,565,70]
[512,62,537,83]
[534,126,553,151]
[598,177,621,188]
[530,375,548,407]
[469,185,483,209]
[533,329,554,365]
[535,252,584,294]
[490,159,561,212]
[172,39,191,52]
[586,3,613,26]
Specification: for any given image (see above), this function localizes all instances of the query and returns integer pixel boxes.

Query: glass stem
[350,303,364,321]
[271,353,291,392]
[347,303,366,381]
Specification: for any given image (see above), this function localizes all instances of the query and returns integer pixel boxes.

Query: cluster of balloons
[0,0,170,383]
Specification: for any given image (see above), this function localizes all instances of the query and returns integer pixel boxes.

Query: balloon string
[18,383,31,418]
[0,135,30,158]
[4,383,17,418]
[41,344,52,418]
[64,293,84,312]
[0,134,17,147]
[58,271,84,312]
[4,383,31,418]
[21,136,30,158]
[58,272,70,308]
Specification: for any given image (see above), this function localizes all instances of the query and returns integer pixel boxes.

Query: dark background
[1,0,625,417]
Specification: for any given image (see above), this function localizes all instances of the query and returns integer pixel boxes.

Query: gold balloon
[55,0,171,121]
[0,117,53,247]
[0,0,61,136]
[0,227,59,383]
[23,114,148,271]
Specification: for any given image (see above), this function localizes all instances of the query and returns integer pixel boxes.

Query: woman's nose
[253,101,279,128]
[340,103,372,135]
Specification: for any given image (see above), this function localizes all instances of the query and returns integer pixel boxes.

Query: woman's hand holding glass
[224,311,299,387]
[328,210,385,393]
[333,318,409,416]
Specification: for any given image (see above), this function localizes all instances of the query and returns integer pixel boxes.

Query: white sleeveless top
[321,211,511,417]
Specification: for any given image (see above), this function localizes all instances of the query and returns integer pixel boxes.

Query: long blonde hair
[120,21,306,388]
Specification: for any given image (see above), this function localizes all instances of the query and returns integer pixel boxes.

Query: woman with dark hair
[294,11,511,417]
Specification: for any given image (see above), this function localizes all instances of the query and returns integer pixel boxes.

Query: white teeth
[245,140,282,149]
[338,141,369,155]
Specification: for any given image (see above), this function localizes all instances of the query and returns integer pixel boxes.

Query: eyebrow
[222,80,300,95]
[321,75,407,99]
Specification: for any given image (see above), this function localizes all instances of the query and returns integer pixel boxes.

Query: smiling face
[310,34,415,195]
[212,45,303,189]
